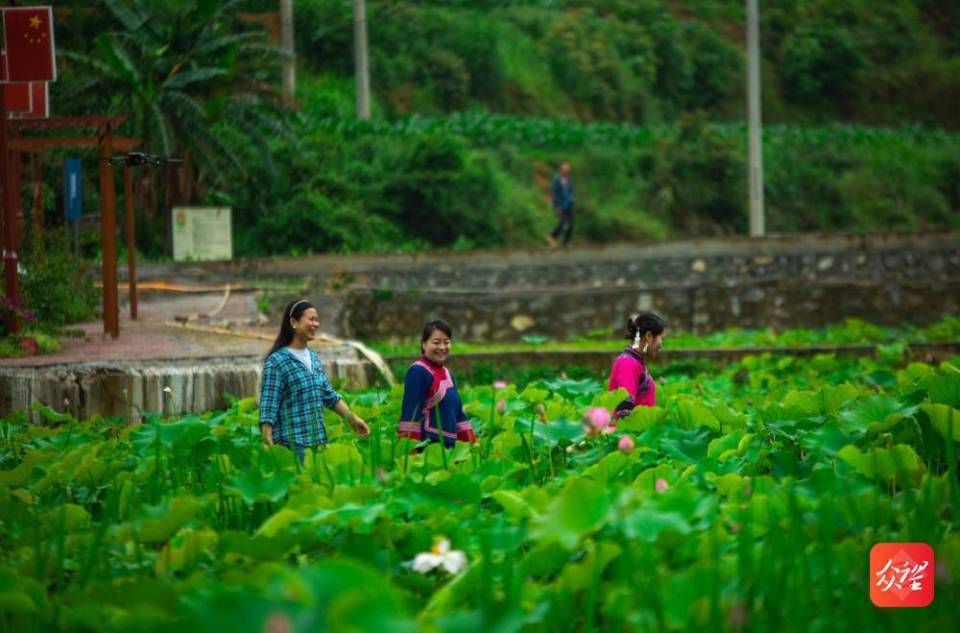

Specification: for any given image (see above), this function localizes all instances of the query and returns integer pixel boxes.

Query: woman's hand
[260,423,275,447]
[349,414,370,438]
[333,400,369,438]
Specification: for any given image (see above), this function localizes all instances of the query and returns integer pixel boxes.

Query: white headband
[290,299,310,314]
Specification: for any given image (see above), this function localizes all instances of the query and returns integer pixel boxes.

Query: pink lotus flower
[583,407,612,435]
[493,380,508,390]
[264,612,292,633]
[727,603,747,631]
[936,560,951,584]
[655,478,669,492]
[618,435,634,453]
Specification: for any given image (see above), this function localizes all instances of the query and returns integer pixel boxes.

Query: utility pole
[354,0,371,120]
[746,0,765,237]
[280,0,296,107]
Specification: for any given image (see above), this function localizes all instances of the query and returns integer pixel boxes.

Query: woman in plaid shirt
[259,299,369,460]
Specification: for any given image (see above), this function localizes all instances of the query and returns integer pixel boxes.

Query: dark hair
[420,319,453,352]
[625,312,665,342]
[266,299,315,360]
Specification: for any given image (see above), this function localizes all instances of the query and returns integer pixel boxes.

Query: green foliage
[293,0,960,128]
[377,135,500,246]
[2,352,960,630]
[3,240,98,347]
[56,0,289,258]
[649,19,742,118]
[780,20,865,103]
[19,249,98,330]
[316,112,960,245]
[369,314,960,360]
[49,0,960,257]
[648,113,746,234]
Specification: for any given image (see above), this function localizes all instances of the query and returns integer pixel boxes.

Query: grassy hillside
[39,0,960,258]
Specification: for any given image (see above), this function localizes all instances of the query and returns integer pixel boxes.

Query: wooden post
[32,155,43,261]
[12,151,23,252]
[0,96,20,334]
[123,164,138,320]
[98,128,119,338]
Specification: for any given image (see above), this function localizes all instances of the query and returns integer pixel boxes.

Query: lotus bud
[535,403,547,423]
[583,407,611,435]
[264,612,292,633]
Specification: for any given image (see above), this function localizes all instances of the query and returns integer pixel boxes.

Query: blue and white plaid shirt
[258,347,341,447]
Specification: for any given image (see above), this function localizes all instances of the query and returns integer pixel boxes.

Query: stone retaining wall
[135,232,960,342]
[333,234,959,341]
[0,352,375,423]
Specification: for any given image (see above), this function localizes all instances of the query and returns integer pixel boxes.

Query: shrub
[780,20,865,105]
[376,135,501,246]
[18,246,98,331]
[646,113,746,235]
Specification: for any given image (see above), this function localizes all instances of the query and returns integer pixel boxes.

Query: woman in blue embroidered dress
[259,299,369,460]
[397,319,477,447]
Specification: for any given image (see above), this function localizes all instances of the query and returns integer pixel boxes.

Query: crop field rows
[320,113,960,151]
[1,350,958,632]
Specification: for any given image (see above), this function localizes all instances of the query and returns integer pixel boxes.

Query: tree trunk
[280,0,296,108]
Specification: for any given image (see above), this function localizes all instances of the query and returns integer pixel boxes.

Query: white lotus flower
[411,538,467,574]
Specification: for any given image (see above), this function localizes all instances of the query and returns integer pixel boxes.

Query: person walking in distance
[547,161,575,248]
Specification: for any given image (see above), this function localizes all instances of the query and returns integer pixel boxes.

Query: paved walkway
[0,288,338,368]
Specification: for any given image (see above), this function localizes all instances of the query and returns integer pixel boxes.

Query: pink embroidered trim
[424,424,458,439]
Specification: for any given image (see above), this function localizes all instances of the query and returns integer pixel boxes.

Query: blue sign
[64,157,83,221]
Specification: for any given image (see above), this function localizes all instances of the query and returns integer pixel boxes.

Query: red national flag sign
[26,81,48,118]
[2,6,57,82]
[3,82,31,112]
[1,51,31,113]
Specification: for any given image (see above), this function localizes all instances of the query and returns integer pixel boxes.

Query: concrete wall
[0,351,375,423]
[135,232,960,342]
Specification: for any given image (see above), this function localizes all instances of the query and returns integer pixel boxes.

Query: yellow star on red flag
[2,6,57,81]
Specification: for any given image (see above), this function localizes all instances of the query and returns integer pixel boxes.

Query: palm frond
[149,101,174,157]
[104,0,150,33]
[162,67,230,90]
[95,33,143,88]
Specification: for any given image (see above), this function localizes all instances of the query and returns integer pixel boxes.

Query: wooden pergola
[1,114,140,338]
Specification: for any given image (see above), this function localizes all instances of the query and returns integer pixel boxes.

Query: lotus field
[1,352,959,632]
